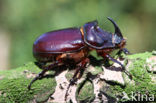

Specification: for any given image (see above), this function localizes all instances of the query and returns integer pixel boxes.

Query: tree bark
[0,51,156,103]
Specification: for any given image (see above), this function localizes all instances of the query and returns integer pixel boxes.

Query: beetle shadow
[33,55,123,80]
[34,62,69,79]
[88,55,104,67]
[42,67,68,79]
[105,66,123,72]
[89,55,125,73]
[88,55,116,68]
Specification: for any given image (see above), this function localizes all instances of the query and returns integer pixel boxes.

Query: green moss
[88,66,103,75]
[110,52,156,102]
[90,50,103,60]
[76,80,95,102]
[0,62,56,103]
[0,52,155,102]
[128,51,152,60]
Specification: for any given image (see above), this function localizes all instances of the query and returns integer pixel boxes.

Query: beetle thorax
[96,49,113,56]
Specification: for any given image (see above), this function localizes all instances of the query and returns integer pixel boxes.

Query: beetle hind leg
[28,61,60,90]
[28,69,47,90]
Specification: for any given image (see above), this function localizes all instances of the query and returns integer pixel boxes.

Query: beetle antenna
[107,17,123,38]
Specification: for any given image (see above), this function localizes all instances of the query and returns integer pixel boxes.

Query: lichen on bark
[0,51,156,103]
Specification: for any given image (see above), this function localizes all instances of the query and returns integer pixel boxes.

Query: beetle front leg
[122,48,130,54]
[105,54,132,79]
[118,48,130,55]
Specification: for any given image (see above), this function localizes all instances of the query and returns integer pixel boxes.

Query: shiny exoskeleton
[28,17,131,91]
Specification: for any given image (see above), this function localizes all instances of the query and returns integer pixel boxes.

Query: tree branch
[0,51,156,103]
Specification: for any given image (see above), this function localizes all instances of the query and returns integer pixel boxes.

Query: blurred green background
[0,0,156,69]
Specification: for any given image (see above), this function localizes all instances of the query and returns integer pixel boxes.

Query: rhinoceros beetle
[28,17,131,90]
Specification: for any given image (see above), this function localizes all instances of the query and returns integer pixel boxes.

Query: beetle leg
[122,48,130,54]
[28,61,60,90]
[65,58,89,100]
[34,62,47,70]
[105,54,132,79]
[117,48,131,60]
[119,48,131,55]
[70,58,89,84]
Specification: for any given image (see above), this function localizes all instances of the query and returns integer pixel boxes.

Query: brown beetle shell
[33,28,86,62]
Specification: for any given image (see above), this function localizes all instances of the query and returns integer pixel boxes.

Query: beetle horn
[107,17,123,38]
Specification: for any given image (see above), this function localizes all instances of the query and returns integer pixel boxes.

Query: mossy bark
[0,51,156,103]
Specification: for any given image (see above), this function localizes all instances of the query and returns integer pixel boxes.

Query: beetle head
[83,18,126,50]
